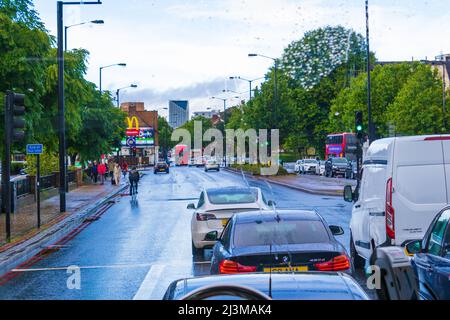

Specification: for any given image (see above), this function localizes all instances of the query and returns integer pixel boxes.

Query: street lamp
[57,0,102,213]
[248,53,279,128]
[65,20,104,51]
[116,84,138,108]
[229,76,265,101]
[99,63,127,92]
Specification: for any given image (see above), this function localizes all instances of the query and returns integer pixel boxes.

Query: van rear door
[392,137,447,246]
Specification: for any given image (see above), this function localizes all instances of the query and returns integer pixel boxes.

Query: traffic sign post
[27,144,43,228]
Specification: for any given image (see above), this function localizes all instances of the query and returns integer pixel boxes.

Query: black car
[154,161,169,174]
[209,210,351,275]
[324,157,352,178]
[163,272,369,300]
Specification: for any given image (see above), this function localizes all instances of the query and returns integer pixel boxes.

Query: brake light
[196,213,216,221]
[424,136,450,141]
[219,260,257,274]
[385,178,395,239]
[314,255,350,271]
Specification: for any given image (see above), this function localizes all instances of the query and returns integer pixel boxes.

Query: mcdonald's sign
[126,116,140,136]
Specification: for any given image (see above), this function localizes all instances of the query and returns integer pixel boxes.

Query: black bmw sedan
[209,210,351,275]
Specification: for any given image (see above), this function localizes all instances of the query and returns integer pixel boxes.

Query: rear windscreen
[207,189,257,205]
[233,220,329,247]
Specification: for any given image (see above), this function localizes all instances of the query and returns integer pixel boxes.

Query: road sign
[126,137,136,147]
[26,144,43,155]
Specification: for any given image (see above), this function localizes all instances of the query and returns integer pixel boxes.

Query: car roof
[167,273,369,300]
[235,210,321,223]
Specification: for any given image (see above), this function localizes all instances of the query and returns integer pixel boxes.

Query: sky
[32,0,450,117]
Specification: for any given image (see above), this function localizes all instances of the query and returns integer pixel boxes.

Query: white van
[344,134,450,269]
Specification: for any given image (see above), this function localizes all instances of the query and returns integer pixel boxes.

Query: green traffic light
[356,125,363,131]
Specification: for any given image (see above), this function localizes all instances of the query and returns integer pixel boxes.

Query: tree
[0,0,45,30]
[388,64,449,136]
[158,116,174,159]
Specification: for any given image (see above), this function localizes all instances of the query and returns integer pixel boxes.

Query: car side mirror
[187,203,196,210]
[204,231,218,242]
[329,225,344,236]
[267,200,276,207]
[343,185,354,203]
[405,240,422,256]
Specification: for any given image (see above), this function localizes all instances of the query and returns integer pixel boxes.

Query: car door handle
[355,204,361,209]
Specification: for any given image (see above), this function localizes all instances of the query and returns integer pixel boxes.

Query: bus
[325,133,357,160]
[174,144,189,166]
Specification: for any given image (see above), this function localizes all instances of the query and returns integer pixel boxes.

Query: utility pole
[366,0,375,143]
[57,1,102,213]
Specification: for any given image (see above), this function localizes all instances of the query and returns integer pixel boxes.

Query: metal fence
[40,174,57,191]
[15,178,31,197]
[67,171,76,184]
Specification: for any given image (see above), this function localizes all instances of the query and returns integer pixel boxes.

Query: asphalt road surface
[0,167,372,300]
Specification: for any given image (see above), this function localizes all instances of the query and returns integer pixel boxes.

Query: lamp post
[57,0,102,213]
[229,76,265,101]
[65,20,104,52]
[365,0,375,143]
[99,63,127,92]
[116,84,138,108]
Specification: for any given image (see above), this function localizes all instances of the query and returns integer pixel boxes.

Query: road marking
[133,264,166,300]
[12,263,152,273]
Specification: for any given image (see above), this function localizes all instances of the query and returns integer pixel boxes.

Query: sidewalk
[0,179,128,248]
[225,167,356,196]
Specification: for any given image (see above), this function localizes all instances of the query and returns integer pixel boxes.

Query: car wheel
[350,234,365,270]
[192,242,203,259]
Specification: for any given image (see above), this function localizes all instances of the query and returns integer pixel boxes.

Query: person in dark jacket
[92,161,99,184]
[129,167,140,196]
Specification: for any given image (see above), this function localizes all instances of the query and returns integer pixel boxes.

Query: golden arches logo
[126,116,139,130]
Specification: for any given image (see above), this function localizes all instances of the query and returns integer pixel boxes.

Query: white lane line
[12,263,152,273]
[133,264,166,300]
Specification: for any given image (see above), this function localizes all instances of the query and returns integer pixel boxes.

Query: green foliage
[388,64,449,135]
[11,161,24,174]
[230,163,288,176]
[25,150,59,176]
[158,116,175,152]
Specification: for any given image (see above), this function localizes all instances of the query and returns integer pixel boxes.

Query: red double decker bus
[174,144,189,166]
[325,133,357,160]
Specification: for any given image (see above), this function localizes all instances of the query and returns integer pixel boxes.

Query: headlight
[332,166,337,169]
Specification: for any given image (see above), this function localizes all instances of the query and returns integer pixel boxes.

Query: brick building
[120,102,159,165]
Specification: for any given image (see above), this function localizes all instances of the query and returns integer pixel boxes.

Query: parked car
[195,156,206,167]
[324,157,352,178]
[209,210,351,275]
[188,187,271,257]
[344,134,450,270]
[205,159,220,172]
[405,206,450,300]
[163,272,369,300]
[294,160,304,173]
[154,161,169,174]
[315,160,326,176]
[299,159,318,174]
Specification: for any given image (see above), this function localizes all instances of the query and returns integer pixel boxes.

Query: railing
[67,171,76,184]
[15,178,31,197]
[40,174,56,191]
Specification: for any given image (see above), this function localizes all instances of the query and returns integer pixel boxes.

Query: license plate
[221,219,229,227]
[263,266,308,273]
[159,169,165,171]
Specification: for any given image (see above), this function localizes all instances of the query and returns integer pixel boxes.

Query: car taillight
[219,260,257,274]
[385,178,395,239]
[314,255,350,271]
[196,213,216,221]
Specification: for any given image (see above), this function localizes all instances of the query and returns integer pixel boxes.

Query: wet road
[0,167,360,300]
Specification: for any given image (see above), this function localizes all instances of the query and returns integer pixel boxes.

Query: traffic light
[355,111,363,139]
[11,93,26,142]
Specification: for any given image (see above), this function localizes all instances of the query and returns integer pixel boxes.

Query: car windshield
[233,220,330,247]
[207,189,258,205]
[304,160,317,164]
[333,158,348,164]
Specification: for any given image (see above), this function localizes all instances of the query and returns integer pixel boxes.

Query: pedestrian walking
[122,160,129,179]
[98,162,107,185]
[129,166,140,196]
[114,163,122,186]
[92,161,99,184]
[108,159,115,183]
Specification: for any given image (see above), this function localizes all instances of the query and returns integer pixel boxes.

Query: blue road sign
[126,137,136,147]
[26,144,43,155]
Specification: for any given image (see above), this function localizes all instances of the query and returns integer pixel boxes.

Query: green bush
[25,151,59,176]
[231,163,289,176]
